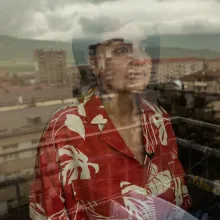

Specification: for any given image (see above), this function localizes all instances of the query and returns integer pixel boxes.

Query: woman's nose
[130,49,151,65]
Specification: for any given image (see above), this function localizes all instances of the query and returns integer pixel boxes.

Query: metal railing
[0,115,220,218]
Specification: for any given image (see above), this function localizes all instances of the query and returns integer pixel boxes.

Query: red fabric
[29,88,191,220]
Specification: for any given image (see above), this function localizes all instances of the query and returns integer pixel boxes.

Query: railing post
[15,181,21,209]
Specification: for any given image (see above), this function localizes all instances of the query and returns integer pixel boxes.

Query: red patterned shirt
[29,88,191,220]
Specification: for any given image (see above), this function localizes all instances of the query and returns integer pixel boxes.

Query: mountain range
[0,33,220,72]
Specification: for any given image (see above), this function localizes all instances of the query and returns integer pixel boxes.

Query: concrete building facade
[204,59,220,70]
[66,65,81,87]
[150,58,204,84]
[181,69,220,94]
[34,49,67,84]
[0,104,66,216]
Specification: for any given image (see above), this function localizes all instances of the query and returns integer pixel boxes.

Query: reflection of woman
[29,25,192,220]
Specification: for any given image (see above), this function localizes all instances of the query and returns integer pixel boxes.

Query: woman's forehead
[97,39,128,48]
[99,22,147,43]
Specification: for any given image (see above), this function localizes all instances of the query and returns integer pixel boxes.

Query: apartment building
[0,104,65,216]
[204,58,220,70]
[66,65,81,87]
[181,69,220,94]
[0,68,9,77]
[34,49,67,84]
[151,58,204,84]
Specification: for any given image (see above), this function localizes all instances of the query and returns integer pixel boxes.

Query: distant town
[1,49,220,109]
[1,47,220,217]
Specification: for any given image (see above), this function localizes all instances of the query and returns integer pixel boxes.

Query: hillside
[160,33,220,52]
[0,35,74,64]
[1,34,220,72]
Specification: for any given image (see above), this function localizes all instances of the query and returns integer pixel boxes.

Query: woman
[29,20,194,219]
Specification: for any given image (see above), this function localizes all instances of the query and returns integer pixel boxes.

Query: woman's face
[91,38,152,93]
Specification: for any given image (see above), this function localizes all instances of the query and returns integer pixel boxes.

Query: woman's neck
[102,90,136,123]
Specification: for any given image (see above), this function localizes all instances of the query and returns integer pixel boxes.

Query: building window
[2,144,18,152]
[3,153,19,161]
[196,87,201,92]
[22,168,34,176]
[2,145,10,151]
[5,171,20,180]
[7,199,18,211]
[191,65,195,72]
[11,144,18,149]
[31,139,39,145]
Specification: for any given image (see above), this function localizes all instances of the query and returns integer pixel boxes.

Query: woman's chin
[125,83,146,92]
[106,83,146,94]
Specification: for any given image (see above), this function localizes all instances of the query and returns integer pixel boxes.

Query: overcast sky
[0,0,220,41]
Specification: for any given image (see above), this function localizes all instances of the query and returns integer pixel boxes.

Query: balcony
[0,114,219,219]
[1,87,220,219]
[194,81,207,87]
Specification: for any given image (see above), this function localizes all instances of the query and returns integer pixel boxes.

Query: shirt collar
[83,88,157,164]
[83,88,144,124]
[83,88,108,125]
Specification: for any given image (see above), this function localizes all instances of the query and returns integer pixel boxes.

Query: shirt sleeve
[167,118,192,211]
[145,111,192,219]
[29,119,87,220]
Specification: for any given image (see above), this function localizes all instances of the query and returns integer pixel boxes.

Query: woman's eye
[115,47,128,55]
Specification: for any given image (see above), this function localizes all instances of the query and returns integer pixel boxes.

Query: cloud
[182,19,220,34]
[0,0,37,36]
[0,0,220,41]
[0,0,119,39]
[79,16,122,34]
[45,14,73,32]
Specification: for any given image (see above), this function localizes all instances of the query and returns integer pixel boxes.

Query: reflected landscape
[1,1,220,220]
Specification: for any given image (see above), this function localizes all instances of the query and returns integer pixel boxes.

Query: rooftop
[181,69,220,81]
[0,85,73,106]
[152,57,202,63]
[73,57,203,67]
[0,104,65,138]
[0,89,159,138]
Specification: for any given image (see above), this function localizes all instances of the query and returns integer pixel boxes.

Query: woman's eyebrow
[113,43,130,50]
